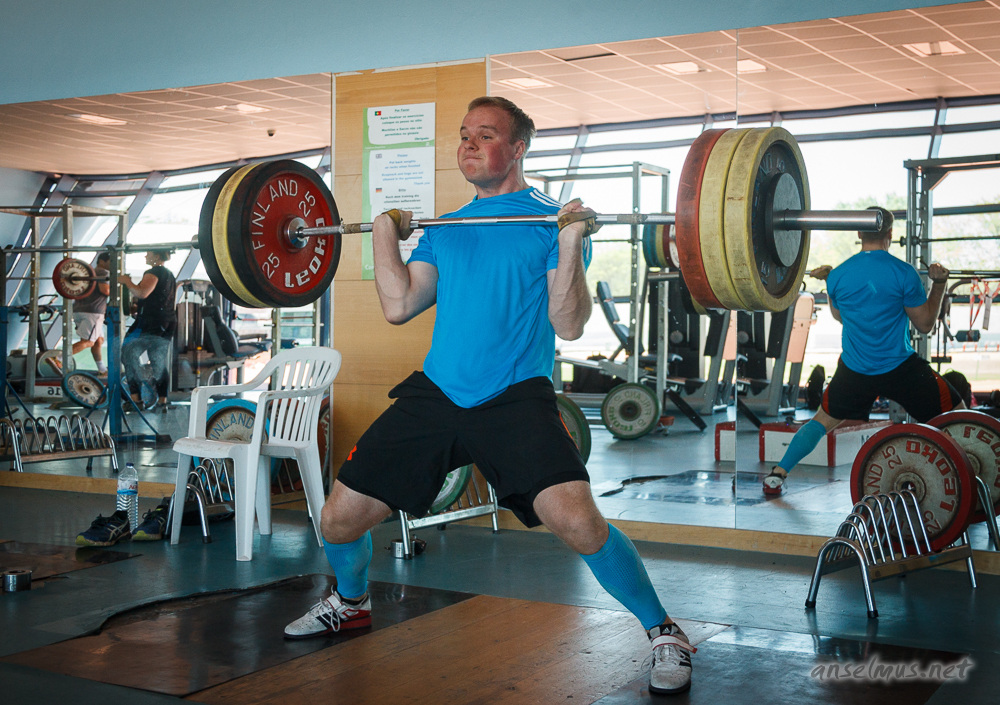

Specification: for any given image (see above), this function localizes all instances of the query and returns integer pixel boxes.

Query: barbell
[51,257,104,300]
[197,127,888,311]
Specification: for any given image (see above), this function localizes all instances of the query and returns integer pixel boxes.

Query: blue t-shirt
[826,250,927,375]
[408,187,592,407]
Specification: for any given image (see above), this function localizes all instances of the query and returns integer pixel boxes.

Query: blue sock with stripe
[323,532,372,600]
[580,523,666,630]
[777,419,827,473]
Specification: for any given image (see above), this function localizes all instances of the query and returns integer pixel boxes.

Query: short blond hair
[467,96,536,151]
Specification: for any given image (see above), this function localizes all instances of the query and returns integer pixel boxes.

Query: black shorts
[823,354,961,422]
[336,372,589,528]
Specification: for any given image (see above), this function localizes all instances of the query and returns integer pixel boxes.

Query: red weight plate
[227,160,341,308]
[675,129,728,309]
[198,165,257,308]
[928,409,1000,524]
[664,223,681,270]
[851,423,975,552]
[52,257,97,300]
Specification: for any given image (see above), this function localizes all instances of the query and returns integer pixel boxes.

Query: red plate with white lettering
[675,129,728,309]
[52,257,97,300]
[928,410,1000,524]
[227,160,341,308]
[850,423,974,552]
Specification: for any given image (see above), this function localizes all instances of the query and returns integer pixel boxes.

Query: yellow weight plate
[212,164,271,308]
[698,129,750,309]
[654,224,667,268]
[724,127,811,312]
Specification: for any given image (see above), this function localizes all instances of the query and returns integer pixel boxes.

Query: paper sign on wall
[361,103,436,279]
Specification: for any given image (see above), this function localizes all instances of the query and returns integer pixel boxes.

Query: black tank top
[135,265,177,333]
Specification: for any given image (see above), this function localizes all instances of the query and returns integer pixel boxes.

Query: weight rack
[165,457,236,544]
[0,413,118,474]
[805,489,977,619]
[397,471,499,560]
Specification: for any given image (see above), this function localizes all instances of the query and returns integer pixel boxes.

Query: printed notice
[361,103,436,278]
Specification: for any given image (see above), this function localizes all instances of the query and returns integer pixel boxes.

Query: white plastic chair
[170,346,341,561]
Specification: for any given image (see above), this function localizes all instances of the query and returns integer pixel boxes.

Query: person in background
[763,207,964,495]
[118,249,177,411]
[71,252,111,375]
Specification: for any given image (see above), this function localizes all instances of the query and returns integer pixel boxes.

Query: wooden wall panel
[331,61,487,467]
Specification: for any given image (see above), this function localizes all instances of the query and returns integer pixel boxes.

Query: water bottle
[117,462,139,532]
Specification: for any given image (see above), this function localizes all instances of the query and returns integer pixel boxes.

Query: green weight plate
[601,383,660,440]
[62,371,108,408]
[198,165,257,308]
[641,223,657,268]
[429,464,473,514]
[226,160,341,309]
[557,393,591,463]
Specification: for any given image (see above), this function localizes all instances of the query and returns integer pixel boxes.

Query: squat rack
[904,152,1000,362]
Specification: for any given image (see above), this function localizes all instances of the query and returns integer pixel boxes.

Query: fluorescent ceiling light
[902,41,965,57]
[497,77,552,89]
[67,113,127,126]
[655,61,702,75]
[214,103,269,114]
[737,59,767,74]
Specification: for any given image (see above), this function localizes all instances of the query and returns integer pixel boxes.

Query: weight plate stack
[851,423,975,552]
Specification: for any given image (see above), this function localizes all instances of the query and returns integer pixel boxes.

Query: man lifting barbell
[70,251,111,376]
[282,96,696,695]
[763,207,965,496]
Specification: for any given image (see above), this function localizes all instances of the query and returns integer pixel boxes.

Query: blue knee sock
[580,523,666,630]
[777,419,827,473]
[323,532,372,600]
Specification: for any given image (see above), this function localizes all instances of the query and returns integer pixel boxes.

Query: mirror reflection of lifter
[763,207,965,496]
[117,249,177,412]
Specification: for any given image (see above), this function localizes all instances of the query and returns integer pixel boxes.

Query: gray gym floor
[2,398,999,703]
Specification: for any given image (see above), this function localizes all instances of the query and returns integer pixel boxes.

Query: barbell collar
[772,209,883,232]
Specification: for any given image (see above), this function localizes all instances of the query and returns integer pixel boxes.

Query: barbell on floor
[196,127,892,310]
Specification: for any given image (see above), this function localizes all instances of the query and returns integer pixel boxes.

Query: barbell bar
[286,208,880,240]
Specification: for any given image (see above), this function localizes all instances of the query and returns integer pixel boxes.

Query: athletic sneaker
[762,467,786,496]
[76,510,131,546]
[648,622,696,695]
[284,590,372,639]
[133,503,170,541]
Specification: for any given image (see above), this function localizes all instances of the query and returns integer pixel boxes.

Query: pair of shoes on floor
[648,621,696,695]
[284,589,372,639]
[76,510,131,546]
[762,467,787,496]
[133,503,170,541]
